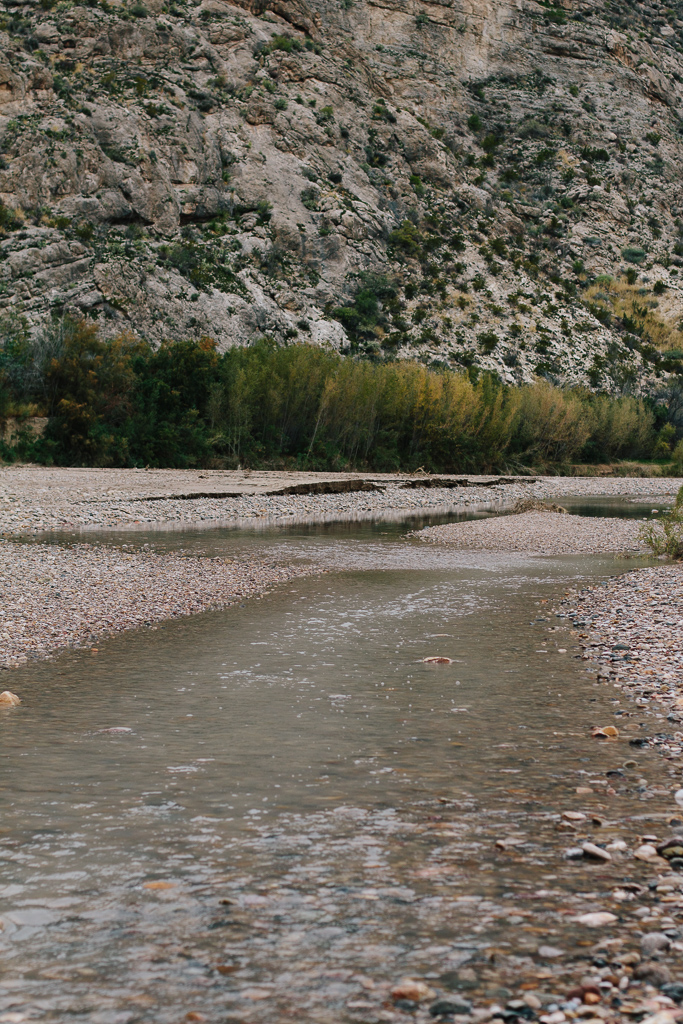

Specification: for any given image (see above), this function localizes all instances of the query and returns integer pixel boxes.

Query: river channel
[0,510,678,1023]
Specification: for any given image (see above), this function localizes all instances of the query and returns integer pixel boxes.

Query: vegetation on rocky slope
[2,0,683,396]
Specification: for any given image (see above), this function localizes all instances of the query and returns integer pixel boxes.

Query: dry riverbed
[0,466,679,535]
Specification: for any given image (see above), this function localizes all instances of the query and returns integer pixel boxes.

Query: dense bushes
[0,319,672,470]
[0,320,221,466]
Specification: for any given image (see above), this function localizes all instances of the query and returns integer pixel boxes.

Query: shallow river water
[0,515,678,1023]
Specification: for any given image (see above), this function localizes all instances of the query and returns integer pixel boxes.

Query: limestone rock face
[1,0,683,389]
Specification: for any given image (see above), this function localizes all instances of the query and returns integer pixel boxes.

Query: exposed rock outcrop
[1,0,683,390]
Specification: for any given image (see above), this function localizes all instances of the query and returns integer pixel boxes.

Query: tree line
[0,318,677,472]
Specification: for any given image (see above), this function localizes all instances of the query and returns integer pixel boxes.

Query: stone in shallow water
[538,945,565,959]
[440,968,478,990]
[656,838,683,860]
[391,980,434,1003]
[634,844,660,862]
[592,726,619,739]
[582,842,612,862]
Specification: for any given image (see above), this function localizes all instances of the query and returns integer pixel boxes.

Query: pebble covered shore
[558,565,683,757]
[415,511,647,555]
[0,541,318,667]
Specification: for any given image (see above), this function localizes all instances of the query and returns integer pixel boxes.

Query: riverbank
[558,564,683,763]
[0,466,679,535]
[0,540,320,668]
[0,470,679,669]
[0,469,680,671]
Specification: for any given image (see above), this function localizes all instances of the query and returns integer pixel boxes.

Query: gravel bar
[0,540,319,667]
[0,467,679,535]
[415,511,647,554]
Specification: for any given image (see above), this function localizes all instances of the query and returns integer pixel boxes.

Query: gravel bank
[0,540,319,667]
[0,470,678,670]
[0,467,679,535]
[557,566,683,753]
[415,511,647,554]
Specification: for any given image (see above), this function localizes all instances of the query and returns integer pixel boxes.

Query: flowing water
[0,512,677,1023]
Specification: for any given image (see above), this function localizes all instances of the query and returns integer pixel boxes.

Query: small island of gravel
[0,541,320,668]
[414,510,647,555]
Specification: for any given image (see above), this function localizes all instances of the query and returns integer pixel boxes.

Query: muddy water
[0,522,677,1024]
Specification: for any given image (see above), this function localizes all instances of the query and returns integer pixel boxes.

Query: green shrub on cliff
[330,274,397,345]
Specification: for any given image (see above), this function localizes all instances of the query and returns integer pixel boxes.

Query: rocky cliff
[2,0,683,391]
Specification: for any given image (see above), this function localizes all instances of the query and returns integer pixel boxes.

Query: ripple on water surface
[0,524,675,1023]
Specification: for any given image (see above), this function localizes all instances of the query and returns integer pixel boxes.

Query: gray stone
[661,983,683,1003]
[634,963,672,986]
[641,932,671,956]
[538,945,565,959]
[430,998,473,1017]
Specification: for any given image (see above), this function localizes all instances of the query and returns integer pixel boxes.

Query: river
[0,508,675,1023]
